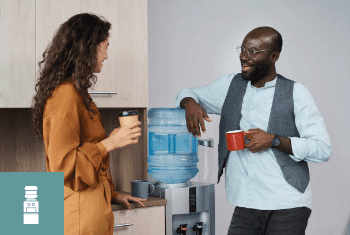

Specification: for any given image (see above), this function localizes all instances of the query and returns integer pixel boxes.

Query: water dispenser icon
[23,186,39,224]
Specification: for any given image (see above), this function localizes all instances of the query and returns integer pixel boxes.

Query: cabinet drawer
[113,206,165,235]
[36,0,148,108]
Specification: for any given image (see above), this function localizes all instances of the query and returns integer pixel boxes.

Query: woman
[31,13,145,234]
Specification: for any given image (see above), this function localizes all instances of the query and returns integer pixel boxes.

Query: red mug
[225,130,250,151]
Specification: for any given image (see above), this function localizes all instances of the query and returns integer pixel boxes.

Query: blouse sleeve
[43,87,109,191]
[96,139,119,199]
[105,170,119,199]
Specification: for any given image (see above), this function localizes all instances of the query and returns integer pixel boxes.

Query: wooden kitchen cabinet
[113,206,165,235]
[36,0,148,108]
[1,0,147,108]
[0,0,36,107]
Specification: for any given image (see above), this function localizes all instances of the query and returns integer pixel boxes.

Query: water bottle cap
[148,108,186,126]
[25,186,37,191]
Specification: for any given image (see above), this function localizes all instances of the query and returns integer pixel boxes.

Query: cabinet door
[36,0,148,108]
[0,0,36,107]
[113,206,165,235]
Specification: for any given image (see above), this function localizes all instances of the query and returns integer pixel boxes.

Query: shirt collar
[248,76,277,89]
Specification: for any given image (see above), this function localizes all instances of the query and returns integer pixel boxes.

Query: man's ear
[271,51,280,63]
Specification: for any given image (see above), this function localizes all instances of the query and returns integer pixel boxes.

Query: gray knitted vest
[217,73,310,193]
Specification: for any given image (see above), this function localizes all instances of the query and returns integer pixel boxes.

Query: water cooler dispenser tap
[193,222,203,235]
[176,224,187,235]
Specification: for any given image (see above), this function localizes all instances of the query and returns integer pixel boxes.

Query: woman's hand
[101,121,142,152]
[108,128,119,137]
[113,192,147,210]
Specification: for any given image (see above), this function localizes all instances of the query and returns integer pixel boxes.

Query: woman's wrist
[100,138,113,152]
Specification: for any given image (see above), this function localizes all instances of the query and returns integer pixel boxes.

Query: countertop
[111,191,167,211]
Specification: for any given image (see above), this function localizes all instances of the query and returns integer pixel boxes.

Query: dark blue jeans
[228,206,312,235]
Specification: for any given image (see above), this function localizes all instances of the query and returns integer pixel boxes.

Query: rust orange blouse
[43,81,118,235]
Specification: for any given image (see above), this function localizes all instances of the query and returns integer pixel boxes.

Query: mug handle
[148,183,155,195]
[243,131,251,148]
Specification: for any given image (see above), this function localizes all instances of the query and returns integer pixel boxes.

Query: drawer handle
[88,92,118,95]
[114,223,134,228]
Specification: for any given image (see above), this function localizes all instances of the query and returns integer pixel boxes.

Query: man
[175,26,332,235]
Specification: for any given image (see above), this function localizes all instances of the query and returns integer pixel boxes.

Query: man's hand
[112,193,146,210]
[180,97,212,137]
[245,128,274,153]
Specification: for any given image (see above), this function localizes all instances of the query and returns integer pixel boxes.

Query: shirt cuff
[175,90,199,108]
[96,141,109,159]
[289,137,309,162]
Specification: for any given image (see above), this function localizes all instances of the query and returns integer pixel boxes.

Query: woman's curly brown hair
[31,12,111,140]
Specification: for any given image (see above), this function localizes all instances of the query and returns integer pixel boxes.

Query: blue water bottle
[147,108,199,184]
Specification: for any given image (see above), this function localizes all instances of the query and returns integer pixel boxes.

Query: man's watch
[271,134,281,148]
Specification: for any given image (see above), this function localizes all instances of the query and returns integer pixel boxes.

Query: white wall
[148,0,350,234]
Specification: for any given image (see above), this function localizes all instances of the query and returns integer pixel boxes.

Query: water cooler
[147,108,215,235]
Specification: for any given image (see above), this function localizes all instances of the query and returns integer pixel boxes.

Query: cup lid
[119,110,139,117]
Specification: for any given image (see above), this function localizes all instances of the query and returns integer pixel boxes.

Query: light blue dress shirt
[175,73,332,210]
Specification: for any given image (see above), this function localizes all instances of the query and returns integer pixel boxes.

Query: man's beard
[242,64,270,83]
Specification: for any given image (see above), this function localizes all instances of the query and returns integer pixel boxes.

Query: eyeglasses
[236,46,274,59]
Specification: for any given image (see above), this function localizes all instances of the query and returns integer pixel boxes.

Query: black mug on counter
[131,180,155,200]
